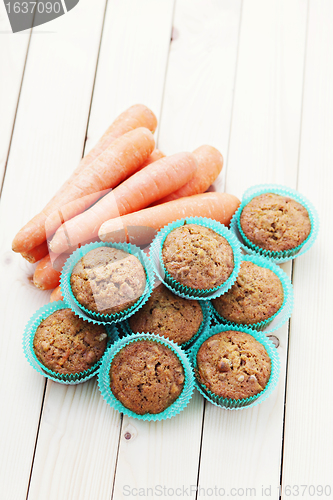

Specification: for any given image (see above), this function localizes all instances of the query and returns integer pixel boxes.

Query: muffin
[33,308,108,375]
[128,283,204,345]
[211,260,284,325]
[162,224,234,290]
[240,192,311,252]
[109,340,185,415]
[196,330,271,400]
[70,246,146,316]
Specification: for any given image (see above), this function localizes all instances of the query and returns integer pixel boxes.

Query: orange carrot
[33,255,61,290]
[154,145,223,204]
[12,127,155,254]
[12,105,157,255]
[137,149,165,171]
[99,192,240,246]
[20,241,49,263]
[50,286,63,302]
[50,152,198,254]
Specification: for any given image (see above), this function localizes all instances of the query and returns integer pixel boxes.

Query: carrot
[49,152,198,254]
[50,286,63,302]
[33,255,61,290]
[12,104,157,255]
[12,127,155,254]
[153,145,223,204]
[137,149,165,171]
[20,241,49,263]
[99,192,240,246]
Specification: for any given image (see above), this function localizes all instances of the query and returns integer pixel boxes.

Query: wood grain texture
[159,0,242,192]
[27,1,175,499]
[197,1,308,498]
[282,0,333,494]
[0,1,107,499]
[225,0,308,199]
[112,2,242,499]
[0,2,30,184]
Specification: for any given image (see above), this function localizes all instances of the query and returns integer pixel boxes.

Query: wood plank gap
[194,401,206,500]
[155,0,177,145]
[224,0,244,179]
[110,414,124,500]
[79,0,110,160]
[25,380,48,500]
[0,28,32,198]
[279,3,309,494]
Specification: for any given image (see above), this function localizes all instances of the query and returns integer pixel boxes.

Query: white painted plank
[225,0,308,199]
[28,1,175,499]
[0,2,30,183]
[198,1,308,498]
[0,2,107,499]
[112,2,242,499]
[282,0,333,495]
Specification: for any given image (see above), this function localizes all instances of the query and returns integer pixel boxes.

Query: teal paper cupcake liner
[119,301,211,350]
[23,301,117,385]
[60,241,155,325]
[230,184,319,264]
[209,254,294,334]
[189,324,280,410]
[98,333,195,421]
[149,217,242,300]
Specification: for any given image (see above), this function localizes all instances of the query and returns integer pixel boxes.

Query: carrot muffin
[211,261,284,325]
[162,224,234,290]
[240,193,311,252]
[70,246,146,315]
[33,308,108,375]
[110,340,185,414]
[128,284,203,345]
[196,330,271,399]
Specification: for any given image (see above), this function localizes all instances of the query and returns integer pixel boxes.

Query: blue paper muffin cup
[23,301,117,385]
[230,184,319,263]
[189,324,280,410]
[149,217,242,300]
[60,241,155,325]
[118,301,211,350]
[98,333,195,421]
[209,254,294,334]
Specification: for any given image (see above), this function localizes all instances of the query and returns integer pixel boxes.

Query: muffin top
[128,283,203,345]
[196,330,271,399]
[70,246,146,315]
[110,340,185,415]
[33,308,108,375]
[162,224,234,290]
[212,261,284,325]
[240,193,311,252]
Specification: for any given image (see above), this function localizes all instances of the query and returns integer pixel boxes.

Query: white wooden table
[1,1,332,499]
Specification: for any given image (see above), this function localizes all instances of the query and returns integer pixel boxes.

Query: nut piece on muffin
[128,283,203,345]
[33,308,108,375]
[240,193,311,252]
[162,224,234,290]
[70,246,146,315]
[196,330,271,400]
[212,261,284,325]
[110,340,185,414]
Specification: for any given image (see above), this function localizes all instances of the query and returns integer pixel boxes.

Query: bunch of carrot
[12,104,240,301]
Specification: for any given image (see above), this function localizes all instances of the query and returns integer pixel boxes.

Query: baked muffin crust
[70,246,146,315]
[196,330,271,399]
[110,340,185,414]
[240,193,311,252]
[212,261,284,325]
[129,283,203,345]
[33,308,108,375]
[162,224,234,290]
